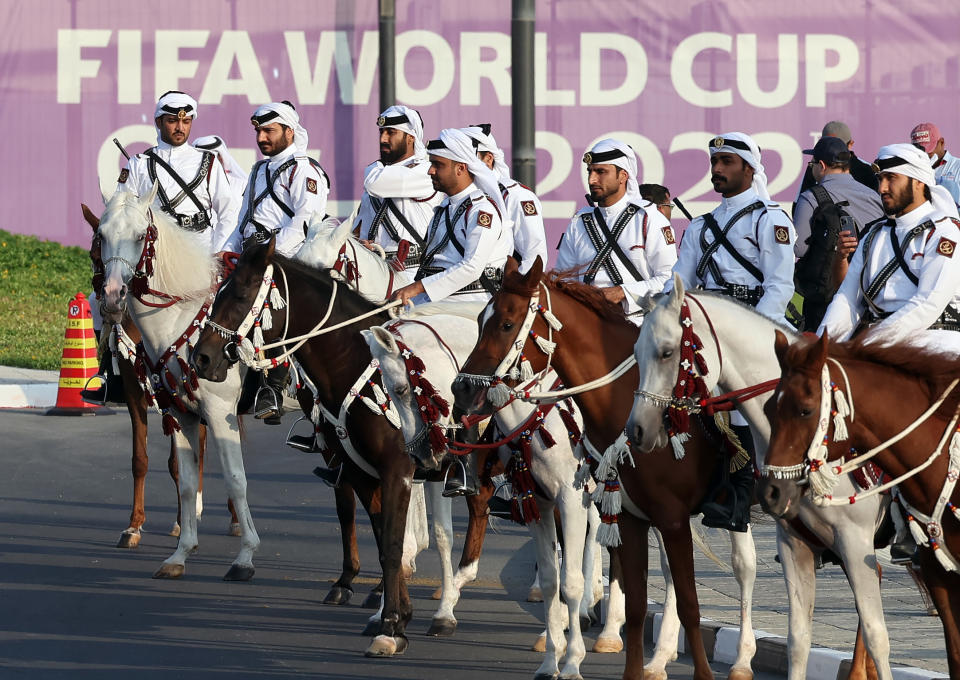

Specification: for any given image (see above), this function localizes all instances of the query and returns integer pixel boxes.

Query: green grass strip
[0,229,93,370]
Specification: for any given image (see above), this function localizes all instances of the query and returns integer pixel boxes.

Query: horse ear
[143,181,160,209]
[504,256,520,278]
[524,255,544,284]
[81,204,100,231]
[773,330,791,368]
[666,272,685,311]
[361,326,399,356]
[813,329,830,366]
[333,216,354,244]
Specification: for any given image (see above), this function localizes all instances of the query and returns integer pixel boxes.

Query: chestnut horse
[763,331,960,679]
[452,258,758,680]
[191,238,495,656]
[82,204,239,547]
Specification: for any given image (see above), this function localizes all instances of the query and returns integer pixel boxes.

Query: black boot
[701,424,756,533]
[487,495,514,521]
[890,533,919,565]
[254,363,290,425]
[443,453,479,498]
[313,465,341,487]
[81,342,113,405]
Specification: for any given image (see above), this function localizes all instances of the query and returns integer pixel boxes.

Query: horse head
[452,255,544,420]
[97,183,159,323]
[625,273,686,452]
[193,236,278,382]
[758,330,830,519]
[297,214,352,269]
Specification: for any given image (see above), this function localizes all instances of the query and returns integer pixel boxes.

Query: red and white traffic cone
[46,293,114,416]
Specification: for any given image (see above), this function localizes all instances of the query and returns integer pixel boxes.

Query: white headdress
[583,138,641,202]
[427,128,508,218]
[252,101,308,154]
[462,124,511,181]
[193,135,249,189]
[154,91,197,145]
[874,143,960,219]
[709,132,770,201]
[377,105,426,161]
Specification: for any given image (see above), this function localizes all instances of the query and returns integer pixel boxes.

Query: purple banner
[3,1,959,253]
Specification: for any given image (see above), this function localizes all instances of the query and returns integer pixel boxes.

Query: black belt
[385,248,422,268]
[705,285,763,306]
[168,210,211,232]
[418,266,503,294]
[865,304,960,332]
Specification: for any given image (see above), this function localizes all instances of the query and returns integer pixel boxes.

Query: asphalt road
[0,408,787,680]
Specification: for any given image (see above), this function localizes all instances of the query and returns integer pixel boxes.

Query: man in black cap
[793,121,878,215]
[793,136,884,329]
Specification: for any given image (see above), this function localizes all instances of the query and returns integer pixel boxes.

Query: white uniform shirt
[556,194,677,319]
[228,145,329,257]
[417,183,513,302]
[353,156,443,269]
[117,140,240,254]
[820,202,960,353]
[671,188,796,321]
[501,180,548,274]
[936,151,960,206]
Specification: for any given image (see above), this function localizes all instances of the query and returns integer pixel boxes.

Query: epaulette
[469,188,487,202]
[764,200,785,212]
[935,215,960,231]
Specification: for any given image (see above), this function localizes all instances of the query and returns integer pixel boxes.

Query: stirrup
[313,465,342,488]
[285,417,319,452]
[80,374,108,406]
[253,385,282,421]
[442,458,477,498]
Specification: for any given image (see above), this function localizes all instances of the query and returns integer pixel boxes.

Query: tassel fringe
[269,281,285,309]
[259,302,273,331]
[532,332,556,355]
[670,432,689,460]
[487,380,513,407]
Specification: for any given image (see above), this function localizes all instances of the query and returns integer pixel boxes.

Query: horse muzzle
[191,343,229,383]
[758,475,801,519]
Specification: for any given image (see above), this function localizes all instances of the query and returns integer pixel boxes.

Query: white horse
[627,279,892,680]
[97,186,259,581]
[365,312,604,680]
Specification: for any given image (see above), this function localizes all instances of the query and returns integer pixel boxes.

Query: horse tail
[689,519,732,573]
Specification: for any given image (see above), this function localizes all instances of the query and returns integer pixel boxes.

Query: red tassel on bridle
[667,301,709,437]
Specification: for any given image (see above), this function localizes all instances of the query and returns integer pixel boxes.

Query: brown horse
[763,331,960,679]
[452,257,757,680]
[82,204,239,546]
[191,237,496,655]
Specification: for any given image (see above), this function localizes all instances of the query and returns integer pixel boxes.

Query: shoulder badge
[774,225,790,245]
[306,177,318,194]
[661,226,676,245]
[937,237,956,258]
[477,211,493,228]
[521,200,537,216]
[117,168,129,184]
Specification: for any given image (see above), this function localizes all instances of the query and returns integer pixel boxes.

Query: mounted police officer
[462,124,548,274]
[391,127,512,496]
[556,138,677,322]
[115,91,240,253]
[231,100,330,423]
[668,131,796,533]
[353,105,442,272]
[227,100,329,258]
[820,143,960,562]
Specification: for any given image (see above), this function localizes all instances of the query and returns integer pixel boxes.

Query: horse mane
[684,290,801,339]
[101,191,219,300]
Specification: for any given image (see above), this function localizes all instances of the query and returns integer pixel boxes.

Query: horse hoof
[223,564,255,582]
[153,563,184,579]
[169,523,181,538]
[228,522,242,537]
[364,635,408,657]
[361,620,380,636]
[527,586,544,602]
[579,615,591,632]
[559,673,583,680]
[726,668,753,680]
[426,617,457,637]
[534,674,557,680]
[592,636,623,653]
[532,633,547,653]
[431,585,442,600]
[323,585,353,606]
[643,669,667,680]
[117,530,141,549]
[361,591,382,609]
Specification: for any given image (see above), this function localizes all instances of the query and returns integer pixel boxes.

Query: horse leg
[365,466,414,657]
[906,564,938,616]
[323,479,360,606]
[401,481,430,579]
[776,524,818,680]
[453,460,496,592]
[360,486,385,609]
[118,370,148,549]
[726,526,758,680]
[594,511,625,654]
[617,512,651,680]
[645,529,680,680]
[580,503,602,625]
[847,622,878,680]
[556,488,589,680]
[226,498,241,537]
[531,500,564,680]
[426,481,459,636]
[196,423,205,522]
[916,551,960,679]
[154,419,200,579]
[659,520,714,680]
[167,437,181,537]
[836,538,892,680]
[207,404,260,582]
